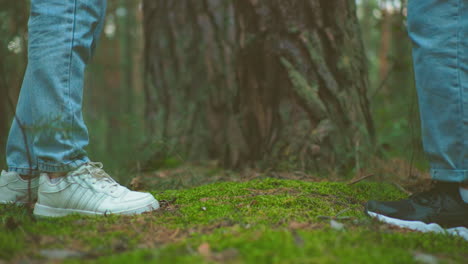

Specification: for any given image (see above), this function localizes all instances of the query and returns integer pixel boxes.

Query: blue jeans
[408,0,468,183]
[6,0,107,175]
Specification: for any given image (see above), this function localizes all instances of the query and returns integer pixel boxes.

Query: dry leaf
[198,242,211,257]
[289,221,309,230]
[130,176,143,190]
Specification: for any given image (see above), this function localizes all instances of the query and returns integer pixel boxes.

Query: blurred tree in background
[0,0,424,179]
[359,0,424,168]
[0,0,29,170]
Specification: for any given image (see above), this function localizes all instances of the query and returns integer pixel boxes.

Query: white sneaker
[0,170,38,204]
[33,162,159,217]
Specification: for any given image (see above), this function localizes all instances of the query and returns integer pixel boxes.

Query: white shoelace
[71,162,120,194]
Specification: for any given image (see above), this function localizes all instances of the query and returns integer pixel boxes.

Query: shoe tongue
[72,164,108,179]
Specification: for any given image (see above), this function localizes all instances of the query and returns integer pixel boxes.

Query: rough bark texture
[232,0,375,169]
[142,0,243,169]
[143,0,375,171]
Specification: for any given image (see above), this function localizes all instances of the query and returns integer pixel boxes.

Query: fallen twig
[347,174,375,185]
[335,207,351,217]
[391,182,413,195]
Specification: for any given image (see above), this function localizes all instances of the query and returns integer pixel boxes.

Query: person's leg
[411,0,468,183]
[1,0,105,204]
[6,0,107,175]
[2,0,159,215]
[366,0,468,240]
[3,0,160,216]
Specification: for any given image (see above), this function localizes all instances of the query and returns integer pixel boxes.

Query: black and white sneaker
[365,182,468,241]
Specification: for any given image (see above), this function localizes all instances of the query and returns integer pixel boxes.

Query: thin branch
[1,64,35,212]
[347,174,375,185]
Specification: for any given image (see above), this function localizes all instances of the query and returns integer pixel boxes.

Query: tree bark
[143,0,375,171]
[232,0,375,169]
[142,0,244,169]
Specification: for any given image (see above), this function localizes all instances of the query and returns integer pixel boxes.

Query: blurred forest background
[0,0,425,183]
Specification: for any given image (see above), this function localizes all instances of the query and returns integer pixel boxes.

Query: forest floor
[1,161,467,263]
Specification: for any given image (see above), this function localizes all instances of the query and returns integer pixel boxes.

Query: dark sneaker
[365,182,468,241]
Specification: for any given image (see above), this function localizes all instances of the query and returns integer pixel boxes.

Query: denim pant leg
[408,0,468,183]
[6,0,107,174]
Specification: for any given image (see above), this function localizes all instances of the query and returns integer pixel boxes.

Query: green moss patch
[1,179,466,263]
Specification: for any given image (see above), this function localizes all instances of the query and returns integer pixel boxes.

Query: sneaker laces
[72,162,120,194]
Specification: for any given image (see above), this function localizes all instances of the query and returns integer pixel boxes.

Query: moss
[1,179,466,263]
[93,226,467,264]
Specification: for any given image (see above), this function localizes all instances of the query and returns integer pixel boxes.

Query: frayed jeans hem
[7,167,40,176]
[37,156,90,173]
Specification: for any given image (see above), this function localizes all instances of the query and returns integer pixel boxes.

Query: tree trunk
[143,0,375,172]
[142,0,244,169]
[0,62,10,152]
[232,0,375,170]
[0,3,29,167]
[118,0,134,114]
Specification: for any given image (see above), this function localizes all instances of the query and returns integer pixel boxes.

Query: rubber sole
[367,211,468,241]
[33,200,160,218]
